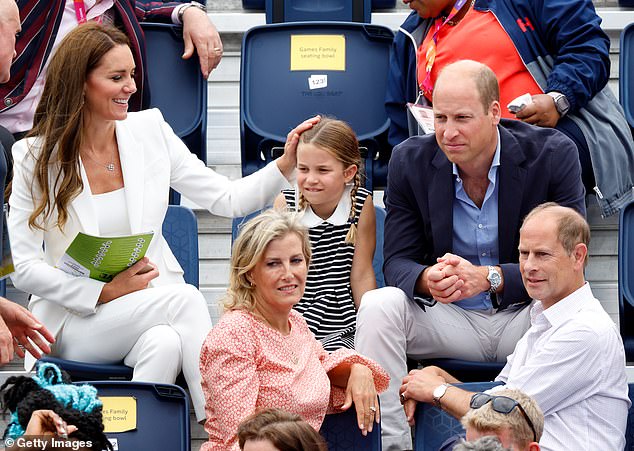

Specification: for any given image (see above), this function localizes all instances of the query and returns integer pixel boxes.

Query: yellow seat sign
[100,396,137,433]
[290,35,346,71]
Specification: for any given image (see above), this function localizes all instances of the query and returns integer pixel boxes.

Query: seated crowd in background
[0,1,630,450]
[387,0,634,218]
[200,209,388,450]
[274,117,377,351]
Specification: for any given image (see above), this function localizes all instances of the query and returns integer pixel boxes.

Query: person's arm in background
[513,0,609,126]
[134,1,222,77]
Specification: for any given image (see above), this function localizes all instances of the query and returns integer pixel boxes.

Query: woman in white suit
[7,23,317,422]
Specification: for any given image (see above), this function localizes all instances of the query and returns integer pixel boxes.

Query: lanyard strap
[73,0,103,24]
[420,0,469,95]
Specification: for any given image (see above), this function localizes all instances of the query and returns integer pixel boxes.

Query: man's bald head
[0,0,20,83]
[434,60,500,114]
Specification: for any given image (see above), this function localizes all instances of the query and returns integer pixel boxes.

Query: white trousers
[355,287,531,451]
[54,283,212,421]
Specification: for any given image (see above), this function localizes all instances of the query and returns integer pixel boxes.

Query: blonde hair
[223,210,312,312]
[297,117,362,244]
[461,389,544,449]
[22,23,130,231]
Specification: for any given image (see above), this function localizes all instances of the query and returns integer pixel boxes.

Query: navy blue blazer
[384,119,586,309]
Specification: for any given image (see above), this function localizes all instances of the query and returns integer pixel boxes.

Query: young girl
[274,117,376,351]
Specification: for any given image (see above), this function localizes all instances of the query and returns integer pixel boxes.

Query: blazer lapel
[116,120,145,234]
[69,161,100,235]
[429,148,454,255]
[498,128,527,262]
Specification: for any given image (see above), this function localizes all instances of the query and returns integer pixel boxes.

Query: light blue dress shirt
[451,130,500,310]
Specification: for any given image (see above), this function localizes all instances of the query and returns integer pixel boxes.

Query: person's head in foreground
[238,408,328,451]
[223,209,312,318]
[0,363,112,450]
[518,202,589,308]
[432,60,501,173]
[27,22,134,230]
[462,389,543,451]
[0,0,20,84]
[453,435,512,451]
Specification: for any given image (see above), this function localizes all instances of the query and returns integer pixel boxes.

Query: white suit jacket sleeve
[148,109,291,217]
[8,139,104,316]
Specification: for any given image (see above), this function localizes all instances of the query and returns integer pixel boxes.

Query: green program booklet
[56,231,154,282]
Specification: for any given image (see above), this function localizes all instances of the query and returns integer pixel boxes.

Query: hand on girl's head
[24,409,78,437]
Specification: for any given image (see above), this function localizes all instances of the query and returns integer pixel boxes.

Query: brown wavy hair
[24,23,130,230]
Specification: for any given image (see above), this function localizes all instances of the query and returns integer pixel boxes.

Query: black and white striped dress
[282,186,370,351]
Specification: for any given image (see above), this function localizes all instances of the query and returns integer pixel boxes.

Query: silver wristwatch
[177,2,206,24]
[547,91,570,117]
[432,383,450,408]
[487,265,502,294]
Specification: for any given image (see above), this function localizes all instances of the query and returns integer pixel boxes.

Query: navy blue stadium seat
[320,403,381,450]
[88,381,190,451]
[626,383,634,450]
[266,0,371,23]
[619,200,634,361]
[242,0,396,13]
[414,381,502,451]
[374,205,386,288]
[141,23,208,204]
[240,22,393,190]
[39,205,199,381]
[420,359,505,383]
[620,23,634,130]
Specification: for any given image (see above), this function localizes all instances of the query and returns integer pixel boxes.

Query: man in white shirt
[399,202,630,451]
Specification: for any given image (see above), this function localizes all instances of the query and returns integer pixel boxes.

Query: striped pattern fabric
[283,187,370,351]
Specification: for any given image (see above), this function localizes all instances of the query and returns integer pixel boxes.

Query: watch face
[433,384,447,399]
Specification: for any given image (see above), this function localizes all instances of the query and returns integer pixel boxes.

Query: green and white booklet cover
[56,231,154,282]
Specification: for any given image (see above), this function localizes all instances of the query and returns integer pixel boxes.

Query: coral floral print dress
[199,309,389,450]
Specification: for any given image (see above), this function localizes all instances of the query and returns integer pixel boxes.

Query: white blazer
[8,109,290,352]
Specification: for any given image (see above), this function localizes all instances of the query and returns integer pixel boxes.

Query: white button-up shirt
[492,283,630,451]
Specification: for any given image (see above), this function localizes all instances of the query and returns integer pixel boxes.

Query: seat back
[627,383,634,449]
[39,206,199,380]
[162,205,199,288]
[373,205,386,288]
[265,0,371,24]
[620,23,634,130]
[240,22,394,190]
[89,381,190,451]
[320,404,381,450]
[419,359,505,383]
[414,382,502,451]
[619,201,634,360]
[140,23,208,166]
[242,0,396,12]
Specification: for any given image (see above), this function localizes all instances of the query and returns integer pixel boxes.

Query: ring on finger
[400,393,406,404]
[369,406,377,413]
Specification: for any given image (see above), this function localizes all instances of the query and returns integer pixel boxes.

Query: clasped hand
[425,253,489,303]
[399,367,448,426]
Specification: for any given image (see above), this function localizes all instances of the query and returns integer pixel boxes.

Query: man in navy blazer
[355,60,586,450]
[0,0,221,137]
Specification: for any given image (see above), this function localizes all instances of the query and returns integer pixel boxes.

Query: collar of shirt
[452,127,501,186]
[300,185,352,228]
[529,282,592,328]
